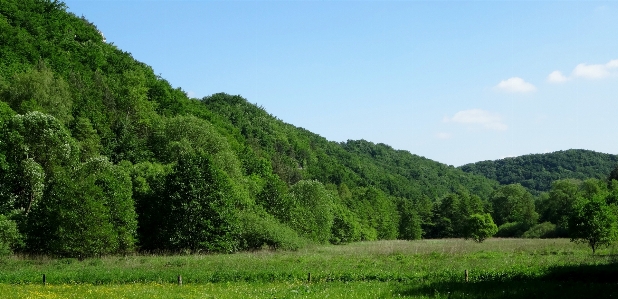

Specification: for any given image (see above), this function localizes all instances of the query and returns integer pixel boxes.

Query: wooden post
[465,270,468,282]
[43,274,46,286]
[307,272,311,283]
[178,275,182,286]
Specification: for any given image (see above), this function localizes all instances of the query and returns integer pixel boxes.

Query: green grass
[2,239,618,298]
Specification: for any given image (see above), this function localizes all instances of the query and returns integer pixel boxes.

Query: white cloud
[495,77,536,93]
[436,132,452,140]
[607,59,618,69]
[187,91,197,98]
[446,109,507,131]
[547,71,569,83]
[572,63,611,79]
[547,59,618,83]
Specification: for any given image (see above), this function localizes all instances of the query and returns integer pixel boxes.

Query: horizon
[62,0,618,166]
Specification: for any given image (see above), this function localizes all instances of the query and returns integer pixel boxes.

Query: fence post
[178,275,182,286]
[465,270,468,282]
[43,274,46,286]
[307,272,311,283]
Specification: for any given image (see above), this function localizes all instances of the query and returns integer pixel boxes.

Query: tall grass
[2,239,618,298]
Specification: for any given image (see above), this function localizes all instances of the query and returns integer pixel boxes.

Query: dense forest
[459,150,618,194]
[1,0,617,257]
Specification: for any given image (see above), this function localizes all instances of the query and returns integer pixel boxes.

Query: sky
[62,0,618,166]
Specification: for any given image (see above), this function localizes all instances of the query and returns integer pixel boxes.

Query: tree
[490,184,538,228]
[0,214,22,256]
[160,151,240,252]
[24,157,137,257]
[537,179,580,233]
[568,192,618,254]
[429,189,484,238]
[608,164,618,184]
[287,180,334,244]
[465,213,498,243]
[2,65,73,124]
[396,197,423,240]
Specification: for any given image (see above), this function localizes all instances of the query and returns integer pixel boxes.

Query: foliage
[158,151,241,253]
[0,214,22,256]
[460,150,618,194]
[395,197,423,240]
[238,209,305,250]
[330,200,363,244]
[24,158,136,257]
[5,0,615,256]
[522,222,561,239]
[465,213,498,243]
[428,189,484,238]
[286,180,334,244]
[568,184,618,254]
[490,184,538,229]
[495,222,529,238]
[1,64,73,124]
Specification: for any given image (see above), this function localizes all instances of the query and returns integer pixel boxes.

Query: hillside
[0,0,502,256]
[459,149,618,193]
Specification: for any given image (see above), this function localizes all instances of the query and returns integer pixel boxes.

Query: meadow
[2,239,618,298]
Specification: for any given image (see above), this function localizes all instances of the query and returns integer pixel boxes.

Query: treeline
[0,0,499,257]
[1,0,617,257]
[459,150,618,194]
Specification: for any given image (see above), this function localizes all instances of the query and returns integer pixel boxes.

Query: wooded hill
[1,0,617,257]
[459,150,618,194]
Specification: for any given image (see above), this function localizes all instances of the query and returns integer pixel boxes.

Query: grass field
[2,239,618,298]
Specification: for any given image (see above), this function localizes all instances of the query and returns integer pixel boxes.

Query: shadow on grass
[397,262,618,299]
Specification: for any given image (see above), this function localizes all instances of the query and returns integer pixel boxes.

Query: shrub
[330,203,362,244]
[238,210,305,251]
[522,222,561,238]
[0,214,22,256]
[465,213,498,243]
[495,222,528,238]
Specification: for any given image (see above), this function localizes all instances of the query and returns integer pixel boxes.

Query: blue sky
[63,0,618,166]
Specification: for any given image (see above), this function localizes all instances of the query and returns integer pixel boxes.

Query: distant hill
[458,149,618,193]
[201,94,498,201]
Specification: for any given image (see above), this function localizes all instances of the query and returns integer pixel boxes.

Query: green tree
[490,184,538,228]
[330,199,362,244]
[0,214,22,256]
[24,158,136,257]
[287,180,334,244]
[160,151,240,252]
[72,117,102,161]
[465,213,498,243]
[536,179,580,235]
[396,197,423,240]
[2,66,73,124]
[568,192,618,254]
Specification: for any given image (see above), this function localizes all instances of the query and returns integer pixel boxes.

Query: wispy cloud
[445,109,507,131]
[548,59,618,83]
[495,77,536,93]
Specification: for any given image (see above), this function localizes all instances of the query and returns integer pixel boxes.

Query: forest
[1,0,618,258]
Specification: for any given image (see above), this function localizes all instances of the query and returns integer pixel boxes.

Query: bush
[522,222,561,238]
[465,213,498,243]
[238,210,305,251]
[287,180,334,244]
[330,203,362,244]
[0,214,22,256]
[495,222,528,238]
